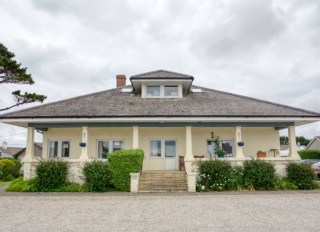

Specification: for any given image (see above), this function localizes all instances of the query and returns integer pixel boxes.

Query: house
[0,146,23,159]
[13,143,43,162]
[0,70,320,192]
[280,144,306,157]
[306,136,320,150]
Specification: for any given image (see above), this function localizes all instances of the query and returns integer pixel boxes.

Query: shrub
[197,159,233,191]
[243,159,276,190]
[82,160,113,192]
[274,177,298,190]
[0,158,21,181]
[6,177,84,192]
[227,165,244,190]
[286,162,316,190]
[6,177,38,192]
[109,149,144,191]
[298,150,320,159]
[35,159,69,191]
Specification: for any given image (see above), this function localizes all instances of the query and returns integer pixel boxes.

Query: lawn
[0,181,11,187]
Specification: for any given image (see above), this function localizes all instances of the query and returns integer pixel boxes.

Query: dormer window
[130,70,194,99]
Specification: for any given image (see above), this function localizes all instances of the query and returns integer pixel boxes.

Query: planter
[79,142,86,147]
[257,152,266,158]
[217,154,225,158]
[237,142,245,147]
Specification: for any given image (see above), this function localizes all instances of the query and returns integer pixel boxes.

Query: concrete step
[138,171,188,192]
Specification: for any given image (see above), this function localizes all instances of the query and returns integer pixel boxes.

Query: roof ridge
[195,85,320,116]
[131,69,193,78]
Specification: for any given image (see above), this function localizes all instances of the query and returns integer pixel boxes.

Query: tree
[0,43,46,112]
[279,136,311,146]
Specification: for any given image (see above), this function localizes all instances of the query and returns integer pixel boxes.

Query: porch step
[138,171,187,192]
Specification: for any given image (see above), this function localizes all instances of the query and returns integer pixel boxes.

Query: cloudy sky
[0,0,320,147]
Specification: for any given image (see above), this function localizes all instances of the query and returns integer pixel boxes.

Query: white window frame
[149,139,177,159]
[96,139,124,158]
[143,84,182,98]
[48,140,70,158]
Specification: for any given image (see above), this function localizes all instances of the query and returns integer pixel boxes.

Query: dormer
[130,70,194,98]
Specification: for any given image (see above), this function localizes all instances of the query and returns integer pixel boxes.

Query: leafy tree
[280,136,311,146]
[280,136,288,145]
[0,43,46,112]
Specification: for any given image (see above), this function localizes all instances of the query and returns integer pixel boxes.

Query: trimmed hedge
[82,160,113,192]
[286,163,316,190]
[243,159,276,190]
[298,150,320,159]
[35,159,69,191]
[109,149,144,191]
[0,158,21,181]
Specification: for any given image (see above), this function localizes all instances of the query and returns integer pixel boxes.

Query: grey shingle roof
[0,85,319,118]
[130,70,193,79]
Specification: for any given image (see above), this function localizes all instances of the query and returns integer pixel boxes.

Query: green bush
[197,159,233,191]
[274,177,298,190]
[0,158,21,181]
[286,162,316,190]
[82,160,113,192]
[6,177,84,192]
[298,150,320,159]
[35,159,69,191]
[227,165,244,190]
[109,149,144,191]
[6,177,38,192]
[243,159,276,190]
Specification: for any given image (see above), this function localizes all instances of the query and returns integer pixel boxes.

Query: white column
[288,126,300,159]
[23,127,34,162]
[184,126,195,173]
[79,126,89,160]
[23,127,34,180]
[133,126,139,149]
[234,126,245,158]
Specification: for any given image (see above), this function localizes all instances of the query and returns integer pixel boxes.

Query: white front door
[164,140,176,170]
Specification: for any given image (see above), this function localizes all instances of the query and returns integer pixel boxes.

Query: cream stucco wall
[41,126,280,170]
[242,127,280,157]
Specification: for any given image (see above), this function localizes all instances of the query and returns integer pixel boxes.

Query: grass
[0,181,11,187]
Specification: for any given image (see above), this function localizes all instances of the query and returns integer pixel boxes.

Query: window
[49,140,69,158]
[207,139,233,158]
[144,84,181,98]
[97,140,124,158]
[146,85,160,97]
[150,140,161,157]
[150,140,176,158]
[164,86,178,97]
[61,141,70,157]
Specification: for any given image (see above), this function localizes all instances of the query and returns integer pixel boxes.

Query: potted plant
[257,150,266,158]
[213,135,225,158]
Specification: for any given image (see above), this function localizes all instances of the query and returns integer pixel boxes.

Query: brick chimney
[116,75,126,88]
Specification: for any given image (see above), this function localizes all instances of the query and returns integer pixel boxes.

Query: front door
[164,140,176,170]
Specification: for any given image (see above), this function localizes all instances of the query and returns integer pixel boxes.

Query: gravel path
[0,191,319,232]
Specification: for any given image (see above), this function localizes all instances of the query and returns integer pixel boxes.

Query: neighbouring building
[306,136,320,150]
[1,70,320,192]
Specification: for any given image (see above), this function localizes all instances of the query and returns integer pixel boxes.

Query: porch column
[288,126,300,159]
[79,126,89,160]
[184,126,195,173]
[234,126,245,158]
[133,126,139,149]
[23,127,34,180]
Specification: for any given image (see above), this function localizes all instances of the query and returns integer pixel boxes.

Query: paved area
[0,191,319,232]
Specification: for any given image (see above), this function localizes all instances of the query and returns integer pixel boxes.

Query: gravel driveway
[0,191,319,232]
